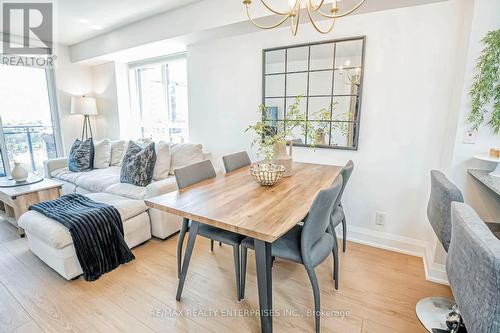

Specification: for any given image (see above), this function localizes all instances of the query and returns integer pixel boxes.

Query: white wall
[53,45,93,154]
[428,0,500,266]
[54,49,133,152]
[449,0,500,222]
[188,0,474,276]
[91,62,121,140]
[54,49,124,152]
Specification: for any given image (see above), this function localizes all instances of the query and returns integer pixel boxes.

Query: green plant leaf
[468,29,500,134]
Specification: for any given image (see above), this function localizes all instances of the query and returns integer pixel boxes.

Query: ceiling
[54,0,200,45]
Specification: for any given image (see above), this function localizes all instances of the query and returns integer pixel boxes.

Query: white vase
[273,141,293,177]
[11,163,28,182]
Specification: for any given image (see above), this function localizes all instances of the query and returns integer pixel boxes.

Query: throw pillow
[110,140,127,166]
[169,143,204,174]
[153,141,171,180]
[120,141,156,186]
[68,138,94,172]
[93,139,112,169]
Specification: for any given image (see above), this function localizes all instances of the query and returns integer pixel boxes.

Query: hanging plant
[467,29,500,134]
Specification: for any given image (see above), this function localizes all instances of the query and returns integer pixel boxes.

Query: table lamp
[70,96,98,140]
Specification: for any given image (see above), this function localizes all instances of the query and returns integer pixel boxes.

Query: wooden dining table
[145,161,341,333]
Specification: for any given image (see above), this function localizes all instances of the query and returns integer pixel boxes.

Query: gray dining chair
[328,160,354,289]
[416,170,464,332]
[330,160,354,253]
[447,203,500,333]
[222,151,251,173]
[175,160,245,301]
[210,151,252,250]
[240,175,343,333]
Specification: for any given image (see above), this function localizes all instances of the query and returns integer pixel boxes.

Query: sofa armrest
[146,178,178,198]
[44,157,68,178]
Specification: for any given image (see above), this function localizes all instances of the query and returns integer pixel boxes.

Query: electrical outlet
[463,129,477,144]
[375,212,386,226]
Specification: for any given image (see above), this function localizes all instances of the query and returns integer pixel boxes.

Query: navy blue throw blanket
[30,194,135,281]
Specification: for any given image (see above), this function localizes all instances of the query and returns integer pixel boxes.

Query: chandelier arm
[306,3,336,34]
[290,2,301,36]
[314,0,365,18]
[259,0,292,15]
[307,0,326,11]
[245,5,291,29]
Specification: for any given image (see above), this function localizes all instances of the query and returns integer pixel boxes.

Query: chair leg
[177,218,189,279]
[176,221,199,301]
[332,230,339,290]
[233,245,241,301]
[342,217,347,252]
[306,268,321,333]
[219,242,222,247]
[210,239,214,252]
[241,246,247,300]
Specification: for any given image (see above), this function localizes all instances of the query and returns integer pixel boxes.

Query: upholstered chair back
[447,203,500,333]
[301,175,343,267]
[427,170,464,252]
[333,160,354,207]
[222,151,251,173]
[174,160,216,190]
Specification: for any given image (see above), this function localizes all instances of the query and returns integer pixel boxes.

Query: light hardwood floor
[0,219,451,333]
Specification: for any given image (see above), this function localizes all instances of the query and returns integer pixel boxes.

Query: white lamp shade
[71,96,98,115]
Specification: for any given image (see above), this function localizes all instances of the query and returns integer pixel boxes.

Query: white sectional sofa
[19,192,151,280]
[43,141,211,239]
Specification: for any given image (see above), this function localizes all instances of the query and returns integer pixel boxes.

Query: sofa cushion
[120,141,156,187]
[153,141,171,180]
[110,140,127,166]
[20,211,73,249]
[68,138,94,172]
[93,139,112,169]
[145,176,178,198]
[51,166,121,193]
[19,193,149,250]
[85,193,148,220]
[135,139,171,180]
[170,143,203,174]
[105,183,148,200]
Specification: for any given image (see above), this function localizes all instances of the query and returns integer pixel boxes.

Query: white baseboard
[335,224,449,286]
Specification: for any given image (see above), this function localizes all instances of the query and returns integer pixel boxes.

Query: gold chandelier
[243,0,365,36]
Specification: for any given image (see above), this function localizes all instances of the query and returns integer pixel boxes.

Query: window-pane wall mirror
[263,36,365,150]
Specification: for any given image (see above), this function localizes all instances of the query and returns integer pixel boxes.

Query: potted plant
[312,107,332,145]
[246,96,333,175]
[467,29,500,134]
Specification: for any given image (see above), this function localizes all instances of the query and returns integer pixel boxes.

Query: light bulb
[345,60,351,67]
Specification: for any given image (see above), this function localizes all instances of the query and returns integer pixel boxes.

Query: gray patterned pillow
[68,138,94,172]
[120,141,156,186]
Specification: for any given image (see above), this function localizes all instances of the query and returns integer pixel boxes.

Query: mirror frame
[262,36,366,150]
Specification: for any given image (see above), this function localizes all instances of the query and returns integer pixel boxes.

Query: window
[0,64,60,176]
[129,55,189,142]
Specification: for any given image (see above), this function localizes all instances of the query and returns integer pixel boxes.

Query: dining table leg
[254,239,273,333]
[177,218,189,278]
[176,221,199,301]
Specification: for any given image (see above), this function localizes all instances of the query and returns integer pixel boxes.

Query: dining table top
[145,161,342,242]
